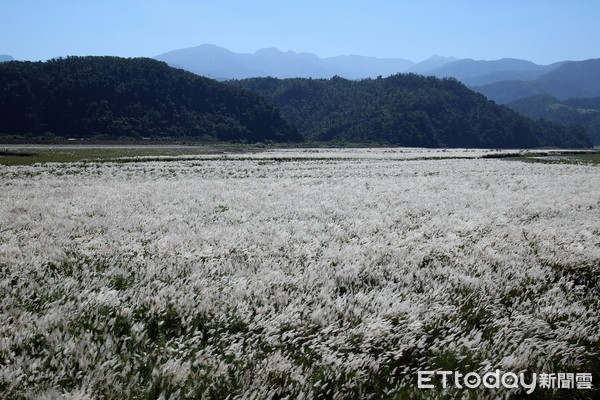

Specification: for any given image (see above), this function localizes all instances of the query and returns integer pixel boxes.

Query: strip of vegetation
[517,150,600,164]
[0,145,257,165]
[0,150,37,158]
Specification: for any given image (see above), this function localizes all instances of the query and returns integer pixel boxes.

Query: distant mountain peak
[153,44,578,90]
[426,55,458,61]
[408,55,459,74]
[154,44,416,80]
[254,47,283,54]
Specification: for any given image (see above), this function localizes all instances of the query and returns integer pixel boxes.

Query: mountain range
[6,47,600,105]
[155,44,415,80]
[154,44,576,88]
[3,46,599,145]
[155,45,600,100]
[155,45,600,144]
[420,58,566,86]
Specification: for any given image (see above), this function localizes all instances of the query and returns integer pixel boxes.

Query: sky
[1,0,599,65]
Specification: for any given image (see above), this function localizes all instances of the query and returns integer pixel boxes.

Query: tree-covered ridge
[508,95,600,145]
[0,57,591,148]
[0,56,301,142]
[232,74,592,148]
[473,58,600,104]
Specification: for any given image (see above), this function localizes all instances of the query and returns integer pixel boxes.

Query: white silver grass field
[0,148,598,399]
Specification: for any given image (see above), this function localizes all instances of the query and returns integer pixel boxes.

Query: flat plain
[0,148,598,399]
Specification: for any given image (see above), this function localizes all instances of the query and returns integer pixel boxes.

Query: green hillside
[0,57,591,148]
[233,74,592,148]
[0,56,301,142]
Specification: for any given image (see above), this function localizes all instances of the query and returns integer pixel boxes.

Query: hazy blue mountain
[508,94,600,144]
[0,55,14,62]
[424,58,563,85]
[474,59,600,103]
[407,55,459,74]
[460,68,562,86]
[323,55,414,79]
[154,44,261,79]
[535,58,600,98]
[250,47,337,78]
[154,44,414,79]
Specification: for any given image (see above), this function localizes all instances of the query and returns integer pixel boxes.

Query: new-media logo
[417,370,593,394]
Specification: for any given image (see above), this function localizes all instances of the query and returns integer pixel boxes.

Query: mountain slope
[154,44,261,79]
[232,74,591,148]
[474,59,600,103]
[154,44,414,79]
[535,58,600,98]
[508,95,600,145]
[0,56,301,142]
[0,55,14,62]
[407,55,458,74]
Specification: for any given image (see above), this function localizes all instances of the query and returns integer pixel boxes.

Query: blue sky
[2,0,599,64]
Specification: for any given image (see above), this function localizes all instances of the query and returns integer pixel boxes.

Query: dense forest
[232,75,592,148]
[0,56,301,142]
[508,95,600,145]
[0,56,593,148]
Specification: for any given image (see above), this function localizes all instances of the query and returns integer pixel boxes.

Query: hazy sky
[2,0,599,64]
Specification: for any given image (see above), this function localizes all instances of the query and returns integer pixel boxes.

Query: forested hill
[0,56,301,142]
[232,75,592,148]
[0,57,591,148]
[508,95,600,145]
